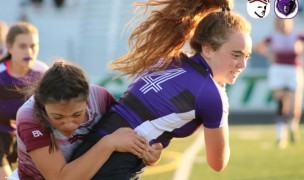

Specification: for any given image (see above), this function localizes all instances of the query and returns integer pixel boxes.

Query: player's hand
[107,128,148,158]
[142,143,163,166]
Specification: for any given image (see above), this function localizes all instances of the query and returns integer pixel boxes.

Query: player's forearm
[57,136,114,179]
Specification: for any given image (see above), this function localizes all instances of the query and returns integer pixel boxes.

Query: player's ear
[201,44,214,60]
[6,43,12,54]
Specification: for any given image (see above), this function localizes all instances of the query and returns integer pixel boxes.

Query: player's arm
[142,143,163,166]
[204,125,230,172]
[196,81,230,172]
[254,39,274,62]
[29,128,148,180]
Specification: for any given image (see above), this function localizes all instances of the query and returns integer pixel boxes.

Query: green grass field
[142,125,304,180]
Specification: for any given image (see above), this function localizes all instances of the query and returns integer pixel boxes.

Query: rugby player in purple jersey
[0,21,48,179]
[72,0,253,179]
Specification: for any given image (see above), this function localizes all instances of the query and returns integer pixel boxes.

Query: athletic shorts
[0,132,17,167]
[71,131,145,180]
[268,64,303,91]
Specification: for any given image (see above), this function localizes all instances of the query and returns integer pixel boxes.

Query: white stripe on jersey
[135,110,195,141]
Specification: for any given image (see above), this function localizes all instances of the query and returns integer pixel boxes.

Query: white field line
[172,131,205,180]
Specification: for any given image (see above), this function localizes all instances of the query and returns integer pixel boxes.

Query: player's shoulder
[17,96,36,124]
[89,84,113,99]
[197,77,226,102]
[31,60,49,72]
[89,84,109,93]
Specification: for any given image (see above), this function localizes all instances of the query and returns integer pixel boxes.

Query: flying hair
[110,0,233,76]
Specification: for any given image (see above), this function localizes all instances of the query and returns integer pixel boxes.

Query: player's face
[208,30,252,85]
[45,98,88,137]
[7,33,39,68]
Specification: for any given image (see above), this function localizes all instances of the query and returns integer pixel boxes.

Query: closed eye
[72,114,81,118]
[54,116,63,120]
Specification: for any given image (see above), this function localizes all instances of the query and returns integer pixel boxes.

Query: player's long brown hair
[190,12,251,53]
[110,0,234,76]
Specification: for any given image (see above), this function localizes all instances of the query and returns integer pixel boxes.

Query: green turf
[142,125,304,180]
[142,132,199,180]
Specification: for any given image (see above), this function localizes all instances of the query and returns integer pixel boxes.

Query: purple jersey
[0,59,48,134]
[96,54,228,147]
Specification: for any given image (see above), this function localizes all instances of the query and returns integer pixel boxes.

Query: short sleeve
[16,100,51,152]
[195,78,228,128]
[18,122,51,152]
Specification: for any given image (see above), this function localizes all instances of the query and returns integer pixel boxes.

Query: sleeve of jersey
[31,60,49,73]
[18,121,51,152]
[195,79,229,128]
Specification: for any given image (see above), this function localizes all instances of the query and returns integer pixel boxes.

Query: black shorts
[71,131,145,180]
[0,132,17,167]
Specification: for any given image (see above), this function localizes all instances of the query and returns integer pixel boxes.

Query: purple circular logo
[276,0,297,16]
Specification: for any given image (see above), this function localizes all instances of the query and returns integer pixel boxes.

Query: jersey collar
[193,53,213,77]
